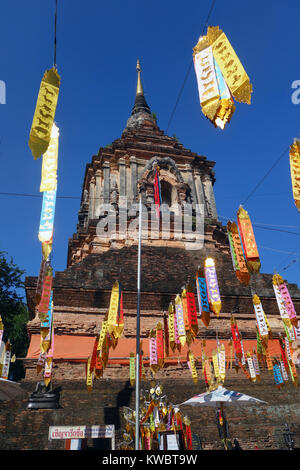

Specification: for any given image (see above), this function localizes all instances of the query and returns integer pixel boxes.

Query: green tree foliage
[0,251,29,380]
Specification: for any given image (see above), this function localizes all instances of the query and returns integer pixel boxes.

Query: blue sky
[0,0,300,298]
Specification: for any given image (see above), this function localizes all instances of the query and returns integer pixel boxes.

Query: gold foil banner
[40,123,59,192]
[237,206,260,273]
[29,68,61,159]
[206,26,252,104]
[289,140,300,210]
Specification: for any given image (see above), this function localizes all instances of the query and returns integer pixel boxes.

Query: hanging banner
[86,357,93,392]
[97,319,108,357]
[237,206,260,273]
[29,68,61,160]
[129,353,135,386]
[193,40,221,123]
[156,323,164,368]
[274,275,298,327]
[246,352,256,382]
[114,284,124,339]
[107,281,121,337]
[38,188,57,244]
[273,274,292,327]
[196,268,210,327]
[40,123,59,192]
[187,350,198,384]
[163,311,169,357]
[38,266,53,321]
[181,289,191,333]
[206,26,252,104]
[175,294,186,346]
[253,294,269,344]
[204,257,221,316]
[212,350,220,381]
[149,330,158,375]
[1,341,11,380]
[40,291,53,354]
[227,221,250,285]
[230,315,242,359]
[273,362,284,389]
[153,166,162,219]
[217,344,226,383]
[289,140,300,210]
[173,305,181,351]
[168,303,176,353]
[252,352,261,381]
[186,283,199,337]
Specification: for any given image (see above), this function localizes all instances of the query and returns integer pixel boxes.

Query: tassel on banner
[29,68,61,160]
[204,257,222,316]
[227,221,250,285]
[237,206,261,273]
[196,268,211,327]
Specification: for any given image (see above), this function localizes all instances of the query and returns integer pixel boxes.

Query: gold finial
[136,58,144,96]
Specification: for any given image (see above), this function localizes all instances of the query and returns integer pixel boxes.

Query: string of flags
[86,281,125,392]
[29,67,60,387]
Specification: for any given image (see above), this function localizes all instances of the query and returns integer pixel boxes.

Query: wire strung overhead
[165,0,217,133]
[54,0,58,69]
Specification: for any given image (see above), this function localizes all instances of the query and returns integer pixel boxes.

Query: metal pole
[135,191,143,450]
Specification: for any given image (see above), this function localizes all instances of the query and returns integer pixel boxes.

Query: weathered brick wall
[0,374,299,450]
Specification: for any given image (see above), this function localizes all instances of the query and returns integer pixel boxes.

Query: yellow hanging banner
[129,353,135,386]
[40,123,59,192]
[107,281,120,337]
[29,68,61,160]
[289,140,300,210]
[206,26,252,104]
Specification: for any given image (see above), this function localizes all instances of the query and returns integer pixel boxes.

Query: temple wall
[1,375,300,450]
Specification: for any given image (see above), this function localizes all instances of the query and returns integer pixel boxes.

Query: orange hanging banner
[237,206,260,273]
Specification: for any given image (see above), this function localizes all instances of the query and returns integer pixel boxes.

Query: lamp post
[135,186,144,450]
